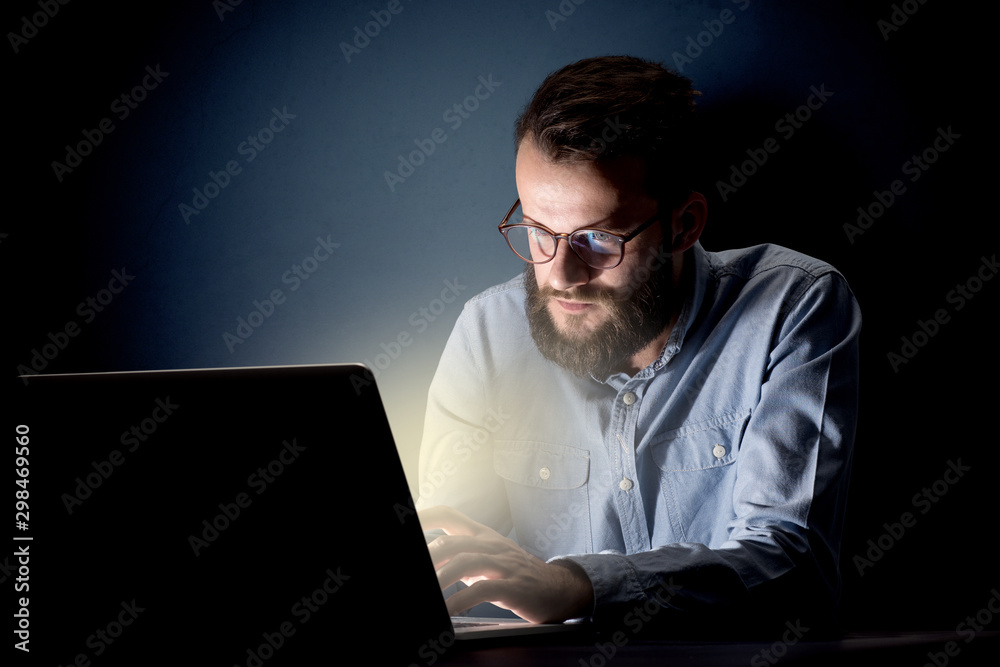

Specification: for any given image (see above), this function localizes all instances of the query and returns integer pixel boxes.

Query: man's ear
[669,191,707,252]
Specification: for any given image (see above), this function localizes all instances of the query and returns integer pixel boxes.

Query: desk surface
[445,630,1000,666]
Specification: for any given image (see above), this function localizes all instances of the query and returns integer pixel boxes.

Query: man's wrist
[549,557,596,620]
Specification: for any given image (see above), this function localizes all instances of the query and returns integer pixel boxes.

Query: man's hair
[515,55,701,208]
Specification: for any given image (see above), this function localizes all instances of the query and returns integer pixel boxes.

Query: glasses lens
[501,203,625,268]
[505,225,556,263]
[571,231,622,269]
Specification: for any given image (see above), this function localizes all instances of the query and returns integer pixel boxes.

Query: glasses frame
[497,198,660,270]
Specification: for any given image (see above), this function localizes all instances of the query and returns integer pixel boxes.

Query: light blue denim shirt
[417,242,860,623]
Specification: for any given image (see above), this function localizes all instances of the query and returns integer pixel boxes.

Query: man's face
[515,139,677,378]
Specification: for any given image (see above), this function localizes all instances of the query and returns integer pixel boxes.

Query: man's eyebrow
[521,212,623,231]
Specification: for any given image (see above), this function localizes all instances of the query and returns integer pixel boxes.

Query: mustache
[534,284,622,306]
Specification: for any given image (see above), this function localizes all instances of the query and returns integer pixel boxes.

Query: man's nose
[544,239,592,291]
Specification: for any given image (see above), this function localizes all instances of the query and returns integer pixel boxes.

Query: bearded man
[417,55,861,637]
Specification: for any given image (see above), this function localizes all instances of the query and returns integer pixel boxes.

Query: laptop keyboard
[452,620,501,628]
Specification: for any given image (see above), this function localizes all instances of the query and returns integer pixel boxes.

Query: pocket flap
[650,410,750,472]
[493,441,590,489]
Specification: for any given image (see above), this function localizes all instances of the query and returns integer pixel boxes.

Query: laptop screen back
[15,364,452,665]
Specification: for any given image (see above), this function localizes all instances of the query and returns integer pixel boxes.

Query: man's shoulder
[694,244,858,330]
[463,273,528,311]
[704,243,844,286]
[446,273,536,365]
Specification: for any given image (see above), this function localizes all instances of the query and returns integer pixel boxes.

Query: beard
[524,249,675,379]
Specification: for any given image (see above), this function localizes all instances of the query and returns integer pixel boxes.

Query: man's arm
[419,271,860,629]
[415,297,513,534]
[560,271,860,627]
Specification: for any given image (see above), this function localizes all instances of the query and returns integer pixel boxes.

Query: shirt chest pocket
[493,441,591,558]
[648,410,749,544]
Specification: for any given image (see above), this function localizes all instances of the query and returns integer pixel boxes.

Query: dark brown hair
[515,55,700,207]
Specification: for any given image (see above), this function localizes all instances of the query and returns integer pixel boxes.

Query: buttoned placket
[610,381,650,553]
[592,251,698,554]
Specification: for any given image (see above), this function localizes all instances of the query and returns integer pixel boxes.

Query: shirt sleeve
[416,303,513,537]
[558,271,861,631]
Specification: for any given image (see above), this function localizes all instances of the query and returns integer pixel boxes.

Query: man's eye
[583,231,613,243]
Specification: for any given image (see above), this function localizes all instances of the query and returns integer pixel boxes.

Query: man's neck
[620,251,689,376]
[620,318,676,376]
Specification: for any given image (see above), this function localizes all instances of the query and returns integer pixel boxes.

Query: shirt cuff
[549,552,643,617]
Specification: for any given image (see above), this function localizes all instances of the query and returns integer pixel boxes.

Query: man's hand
[419,505,594,624]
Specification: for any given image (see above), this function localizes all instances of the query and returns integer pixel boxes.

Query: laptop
[12,364,584,665]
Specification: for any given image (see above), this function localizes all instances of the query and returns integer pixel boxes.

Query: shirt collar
[597,241,711,384]
[647,241,709,372]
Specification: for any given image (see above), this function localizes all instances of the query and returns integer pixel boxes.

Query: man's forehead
[515,140,655,227]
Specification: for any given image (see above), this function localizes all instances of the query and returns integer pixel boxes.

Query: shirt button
[619,478,633,491]
[539,467,551,481]
[713,444,727,459]
[622,392,637,406]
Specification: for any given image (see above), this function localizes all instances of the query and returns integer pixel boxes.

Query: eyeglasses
[497,198,659,270]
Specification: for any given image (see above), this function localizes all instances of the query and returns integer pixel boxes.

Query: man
[417,56,860,636]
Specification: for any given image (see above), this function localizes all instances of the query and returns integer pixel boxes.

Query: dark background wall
[6,0,995,632]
